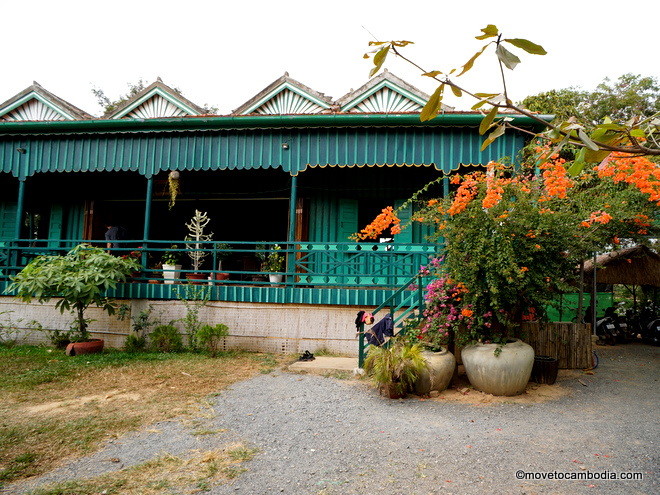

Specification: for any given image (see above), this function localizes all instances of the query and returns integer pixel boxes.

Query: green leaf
[630,129,646,138]
[471,99,489,110]
[503,38,547,55]
[475,24,499,40]
[568,151,586,176]
[422,70,443,78]
[583,148,611,164]
[479,106,498,135]
[368,41,388,46]
[480,124,505,151]
[578,129,599,151]
[474,92,500,98]
[495,44,520,70]
[451,85,463,97]
[369,45,390,77]
[457,45,489,77]
[420,84,445,122]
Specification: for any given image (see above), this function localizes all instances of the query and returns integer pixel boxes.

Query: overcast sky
[3,0,659,116]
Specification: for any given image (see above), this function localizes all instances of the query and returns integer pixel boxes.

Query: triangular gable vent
[232,73,333,115]
[337,70,453,114]
[105,80,204,119]
[125,93,190,119]
[350,86,423,113]
[2,98,67,121]
[253,88,326,115]
[0,82,91,121]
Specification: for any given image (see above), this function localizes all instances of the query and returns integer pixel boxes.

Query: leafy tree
[365,25,660,165]
[522,74,660,126]
[92,79,219,116]
[587,74,660,125]
[521,88,587,122]
[7,245,140,341]
[92,79,148,115]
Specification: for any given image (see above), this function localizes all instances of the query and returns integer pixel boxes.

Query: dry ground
[0,346,287,490]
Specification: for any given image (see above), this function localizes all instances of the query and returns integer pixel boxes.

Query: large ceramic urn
[462,339,534,396]
[415,348,456,395]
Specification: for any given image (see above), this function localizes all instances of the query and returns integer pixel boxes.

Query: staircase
[357,272,430,367]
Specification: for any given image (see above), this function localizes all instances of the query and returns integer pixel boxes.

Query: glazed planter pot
[462,339,534,396]
[269,273,283,285]
[65,339,104,356]
[415,348,456,395]
[162,264,182,284]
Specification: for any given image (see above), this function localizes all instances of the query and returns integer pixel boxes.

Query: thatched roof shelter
[583,245,660,287]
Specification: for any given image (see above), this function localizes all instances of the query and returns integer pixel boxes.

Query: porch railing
[357,271,432,367]
[0,239,441,289]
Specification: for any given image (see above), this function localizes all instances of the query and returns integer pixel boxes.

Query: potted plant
[402,314,456,395]
[359,148,658,395]
[6,244,140,356]
[363,337,428,399]
[259,244,285,284]
[161,244,183,284]
[185,210,213,283]
[213,242,231,282]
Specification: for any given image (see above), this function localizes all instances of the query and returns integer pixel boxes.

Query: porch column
[143,176,153,241]
[14,179,25,240]
[286,175,298,277]
[142,176,154,272]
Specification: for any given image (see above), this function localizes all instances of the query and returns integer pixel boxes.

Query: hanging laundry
[364,313,394,346]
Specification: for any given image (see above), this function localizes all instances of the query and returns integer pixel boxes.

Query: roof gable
[233,73,333,115]
[337,70,453,113]
[105,79,205,119]
[0,82,91,121]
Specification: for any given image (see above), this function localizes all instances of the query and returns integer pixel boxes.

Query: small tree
[185,210,214,273]
[6,244,140,341]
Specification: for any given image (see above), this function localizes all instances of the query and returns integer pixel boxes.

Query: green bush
[149,324,183,353]
[124,333,147,353]
[196,323,229,357]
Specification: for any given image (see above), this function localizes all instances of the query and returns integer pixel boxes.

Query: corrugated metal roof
[0,125,526,179]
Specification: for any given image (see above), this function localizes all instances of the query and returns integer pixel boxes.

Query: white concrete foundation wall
[0,297,368,356]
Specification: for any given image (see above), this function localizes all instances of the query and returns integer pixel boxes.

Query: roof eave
[0,112,554,134]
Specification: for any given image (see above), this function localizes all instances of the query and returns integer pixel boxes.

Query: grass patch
[0,345,284,488]
[29,444,256,495]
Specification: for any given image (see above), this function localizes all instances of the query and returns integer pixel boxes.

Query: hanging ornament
[168,171,180,210]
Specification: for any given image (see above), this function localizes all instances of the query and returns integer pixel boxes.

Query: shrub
[124,333,147,353]
[196,323,228,357]
[7,244,140,341]
[149,324,183,353]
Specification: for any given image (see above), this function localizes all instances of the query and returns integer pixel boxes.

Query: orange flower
[581,210,613,227]
[520,266,529,272]
[354,206,401,240]
[540,161,573,200]
[448,173,480,215]
[461,308,474,317]
[598,154,660,205]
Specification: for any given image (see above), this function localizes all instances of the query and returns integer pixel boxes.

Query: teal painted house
[0,72,546,311]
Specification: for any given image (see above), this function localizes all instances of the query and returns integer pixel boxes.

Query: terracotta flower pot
[65,339,104,356]
[186,273,207,285]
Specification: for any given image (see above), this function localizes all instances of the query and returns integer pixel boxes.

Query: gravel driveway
[9,344,658,495]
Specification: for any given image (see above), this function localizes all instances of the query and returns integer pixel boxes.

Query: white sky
[3,0,659,117]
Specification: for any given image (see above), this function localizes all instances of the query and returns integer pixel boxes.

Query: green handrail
[357,271,428,368]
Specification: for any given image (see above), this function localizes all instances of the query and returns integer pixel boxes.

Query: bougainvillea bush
[361,147,659,346]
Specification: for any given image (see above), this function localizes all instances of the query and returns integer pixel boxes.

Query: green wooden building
[0,73,547,311]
